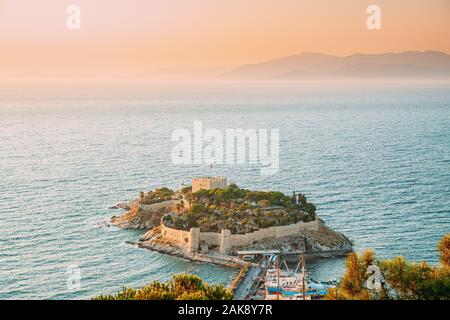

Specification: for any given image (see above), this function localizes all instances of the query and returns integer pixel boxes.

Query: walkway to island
[233,266,263,300]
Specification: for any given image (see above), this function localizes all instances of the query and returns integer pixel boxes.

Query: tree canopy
[94,273,232,300]
[164,184,317,233]
[326,233,450,300]
[139,188,174,205]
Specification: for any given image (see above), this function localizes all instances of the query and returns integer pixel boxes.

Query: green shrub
[94,274,232,300]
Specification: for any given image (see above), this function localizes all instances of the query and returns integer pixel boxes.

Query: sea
[1,81,449,299]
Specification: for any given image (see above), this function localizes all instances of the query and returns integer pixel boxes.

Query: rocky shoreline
[231,221,353,258]
[111,199,178,229]
[138,228,247,268]
[111,197,353,263]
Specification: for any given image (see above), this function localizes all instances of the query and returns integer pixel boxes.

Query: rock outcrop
[111,200,178,229]
[138,226,187,257]
[137,216,352,259]
[111,188,352,259]
[232,221,352,258]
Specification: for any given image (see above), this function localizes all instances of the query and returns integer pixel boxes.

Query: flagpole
[302,236,306,300]
[276,255,280,300]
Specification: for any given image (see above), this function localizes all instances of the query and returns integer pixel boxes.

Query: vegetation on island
[138,187,174,205]
[326,233,450,300]
[162,183,317,234]
[94,273,232,300]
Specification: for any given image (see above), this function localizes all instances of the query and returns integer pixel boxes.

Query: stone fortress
[153,176,322,254]
[159,218,321,254]
[113,176,352,260]
[192,176,228,193]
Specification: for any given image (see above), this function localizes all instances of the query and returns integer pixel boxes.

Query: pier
[232,252,276,300]
[233,266,262,300]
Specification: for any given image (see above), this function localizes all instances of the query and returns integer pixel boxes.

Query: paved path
[234,266,261,300]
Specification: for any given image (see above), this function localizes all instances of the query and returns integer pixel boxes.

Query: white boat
[264,254,335,300]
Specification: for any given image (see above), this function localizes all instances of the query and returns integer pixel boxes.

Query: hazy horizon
[1,0,450,83]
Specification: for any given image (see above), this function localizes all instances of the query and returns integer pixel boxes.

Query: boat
[264,254,335,300]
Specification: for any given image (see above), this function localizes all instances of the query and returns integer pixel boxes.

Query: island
[111,177,352,265]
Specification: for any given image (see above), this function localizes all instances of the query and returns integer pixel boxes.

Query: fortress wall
[192,180,210,193]
[192,177,227,193]
[274,223,299,237]
[226,233,249,247]
[160,218,320,254]
[224,220,320,251]
[160,223,192,251]
[300,219,320,231]
[199,232,221,246]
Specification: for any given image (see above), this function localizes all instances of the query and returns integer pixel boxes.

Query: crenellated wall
[160,223,197,252]
[199,232,222,246]
[160,218,321,254]
[192,177,227,193]
[218,220,320,253]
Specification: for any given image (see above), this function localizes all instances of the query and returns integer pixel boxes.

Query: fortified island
[111,177,352,265]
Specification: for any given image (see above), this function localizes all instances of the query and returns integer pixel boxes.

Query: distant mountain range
[222,51,450,80]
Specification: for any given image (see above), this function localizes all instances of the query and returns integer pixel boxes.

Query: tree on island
[138,188,175,205]
[94,273,232,300]
[169,184,317,233]
[326,233,450,300]
[439,233,450,267]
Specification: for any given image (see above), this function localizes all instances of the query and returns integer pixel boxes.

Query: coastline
[108,180,354,299]
[111,186,353,269]
[137,237,351,266]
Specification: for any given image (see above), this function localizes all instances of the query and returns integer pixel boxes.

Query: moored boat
[264,254,335,300]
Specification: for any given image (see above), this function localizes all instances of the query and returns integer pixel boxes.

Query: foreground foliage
[94,273,233,300]
[326,234,450,300]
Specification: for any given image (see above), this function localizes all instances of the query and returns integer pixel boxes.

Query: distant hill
[139,67,230,80]
[223,51,450,80]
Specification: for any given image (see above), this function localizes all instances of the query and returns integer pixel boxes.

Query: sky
[0,0,449,80]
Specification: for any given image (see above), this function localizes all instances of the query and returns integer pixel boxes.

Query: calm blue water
[1,82,449,299]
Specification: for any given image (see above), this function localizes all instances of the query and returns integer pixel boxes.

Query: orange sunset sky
[0,0,449,80]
